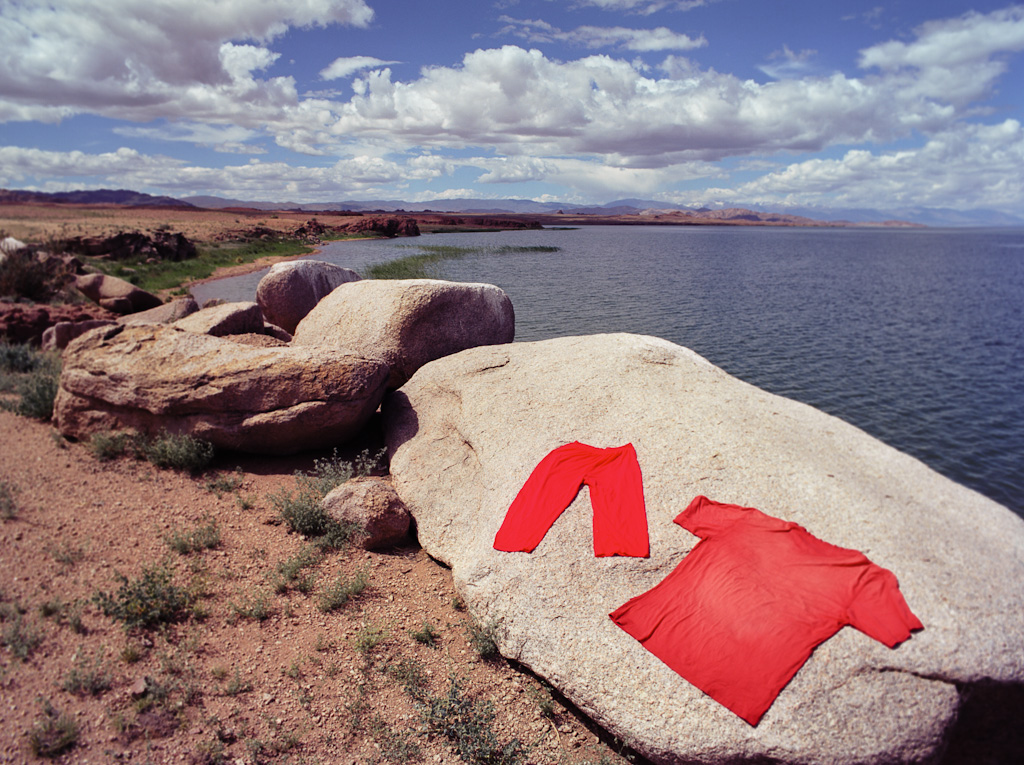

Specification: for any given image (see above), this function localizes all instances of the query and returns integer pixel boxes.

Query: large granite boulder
[119,296,199,326]
[75,273,162,314]
[383,333,1024,765]
[173,301,264,336]
[54,324,389,454]
[255,260,361,334]
[293,279,515,388]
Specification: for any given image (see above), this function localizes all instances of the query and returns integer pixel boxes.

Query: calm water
[193,226,1024,517]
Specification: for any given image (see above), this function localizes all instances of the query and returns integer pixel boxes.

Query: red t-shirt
[609,496,923,725]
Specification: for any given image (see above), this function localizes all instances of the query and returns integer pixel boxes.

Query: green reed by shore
[363,244,560,280]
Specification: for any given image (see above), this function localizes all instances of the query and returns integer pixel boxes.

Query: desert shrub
[318,568,369,613]
[27,700,79,759]
[0,347,61,420]
[466,619,500,660]
[165,515,221,555]
[269,448,384,549]
[87,430,135,461]
[94,562,193,630]
[0,249,71,302]
[141,431,215,472]
[410,620,441,648]
[1,608,43,661]
[0,341,39,374]
[271,545,321,594]
[418,674,527,765]
[0,479,18,520]
[62,648,113,696]
[228,589,274,622]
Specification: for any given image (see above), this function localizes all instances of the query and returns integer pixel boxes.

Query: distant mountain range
[3,188,1021,227]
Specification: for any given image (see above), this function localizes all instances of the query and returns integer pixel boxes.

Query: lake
[192,225,1024,518]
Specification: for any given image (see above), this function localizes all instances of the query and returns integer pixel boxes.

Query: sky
[1,0,1024,216]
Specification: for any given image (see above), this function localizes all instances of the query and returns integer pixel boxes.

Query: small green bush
[410,620,441,648]
[0,479,18,521]
[93,562,193,630]
[87,430,135,461]
[318,568,369,613]
[418,674,527,765]
[62,648,113,696]
[0,341,39,373]
[0,349,61,420]
[27,700,79,759]
[165,516,221,555]
[271,545,321,594]
[351,619,386,655]
[142,431,215,472]
[466,619,500,660]
[229,589,274,622]
[1,609,43,661]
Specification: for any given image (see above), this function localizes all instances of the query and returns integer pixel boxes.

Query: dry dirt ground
[0,408,636,765]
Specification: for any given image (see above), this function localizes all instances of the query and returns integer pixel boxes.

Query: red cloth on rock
[493,442,649,557]
[609,495,922,725]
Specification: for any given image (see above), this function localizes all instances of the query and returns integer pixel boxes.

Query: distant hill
[0,188,194,207]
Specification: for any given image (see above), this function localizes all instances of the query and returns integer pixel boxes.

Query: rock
[263,323,292,342]
[1,236,26,257]
[255,260,361,334]
[173,301,263,336]
[75,273,162,314]
[322,476,411,550]
[382,333,1024,765]
[0,301,116,345]
[42,319,118,351]
[62,231,197,261]
[119,296,199,326]
[293,279,515,388]
[54,324,389,454]
[340,216,420,238]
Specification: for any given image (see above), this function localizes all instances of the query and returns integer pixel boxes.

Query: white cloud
[0,145,450,200]
[697,120,1024,213]
[498,16,707,51]
[320,56,402,80]
[574,0,710,15]
[759,46,821,80]
[0,0,373,122]
[113,122,266,153]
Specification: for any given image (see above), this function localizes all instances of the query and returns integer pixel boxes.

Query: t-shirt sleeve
[674,495,751,538]
[846,565,923,647]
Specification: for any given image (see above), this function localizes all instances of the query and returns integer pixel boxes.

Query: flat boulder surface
[54,324,389,454]
[255,260,361,334]
[173,301,263,336]
[383,333,1024,765]
[292,279,515,389]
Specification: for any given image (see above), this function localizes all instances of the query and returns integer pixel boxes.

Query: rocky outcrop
[42,320,117,351]
[383,333,1024,765]
[62,231,197,261]
[75,273,163,314]
[173,301,264,337]
[292,279,515,389]
[0,301,116,345]
[54,324,389,454]
[339,217,420,238]
[322,476,411,550]
[119,296,199,326]
[255,260,361,334]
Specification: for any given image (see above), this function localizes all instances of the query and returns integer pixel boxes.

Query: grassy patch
[466,619,500,660]
[418,674,528,765]
[94,562,193,631]
[204,468,244,497]
[271,545,322,594]
[364,243,560,280]
[228,589,274,623]
[1,603,43,661]
[351,619,386,655]
[0,343,61,420]
[0,479,18,521]
[318,568,369,613]
[27,700,79,759]
[165,515,221,555]
[89,237,315,294]
[142,431,215,472]
[410,620,441,648]
[62,648,113,696]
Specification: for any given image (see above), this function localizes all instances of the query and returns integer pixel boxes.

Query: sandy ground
[0,408,633,764]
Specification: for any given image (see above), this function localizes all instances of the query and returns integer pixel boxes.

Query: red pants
[493,442,649,557]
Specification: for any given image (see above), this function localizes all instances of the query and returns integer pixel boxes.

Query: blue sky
[1,1,1023,215]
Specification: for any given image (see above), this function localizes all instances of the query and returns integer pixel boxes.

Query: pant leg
[493,442,597,553]
[586,443,649,557]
